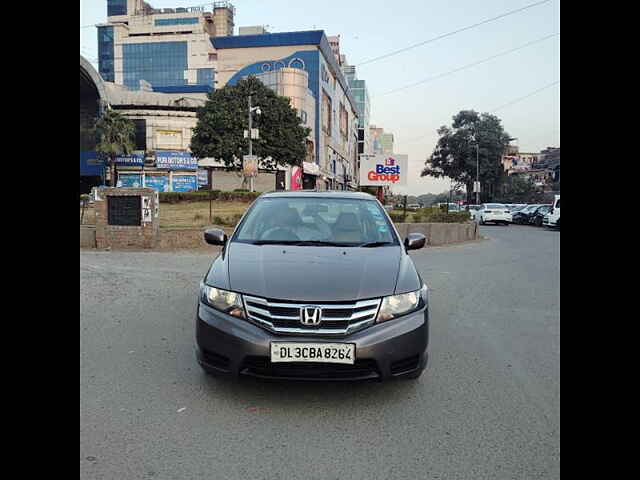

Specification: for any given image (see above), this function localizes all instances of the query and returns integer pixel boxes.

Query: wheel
[536,217,543,227]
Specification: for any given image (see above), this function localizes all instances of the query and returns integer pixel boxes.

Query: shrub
[159,190,260,204]
[388,212,406,223]
[212,215,225,225]
[233,188,250,192]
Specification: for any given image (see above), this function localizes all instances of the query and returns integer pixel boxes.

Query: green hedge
[387,207,471,224]
[159,190,261,204]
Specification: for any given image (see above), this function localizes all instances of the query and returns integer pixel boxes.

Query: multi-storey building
[342,62,371,182]
[98,0,236,95]
[212,30,360,190]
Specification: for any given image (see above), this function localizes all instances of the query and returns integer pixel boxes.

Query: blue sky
[80,0,560,195]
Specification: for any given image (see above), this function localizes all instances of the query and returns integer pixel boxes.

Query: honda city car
[196,191,429,381]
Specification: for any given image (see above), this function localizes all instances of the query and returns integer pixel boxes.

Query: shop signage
[172,175,198,192]
[117,173,142,188]
[145,175,170,192]
[197,169,209,188]
[115,154,144,167]
[156,151,198,170]
[359,154,408,187]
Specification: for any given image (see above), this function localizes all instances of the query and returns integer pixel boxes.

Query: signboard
[117,173,142,188]
[80,151,104,176]
[156,151,198,170]
[145,175,170,192]
[243,155,258,178]
[359,154,408,186]
[108,196,141,226]
[141,196,152,223]
[172,175,198,192]
[115,154,144,167]
[291,166,302,190]
[197,169,209,188]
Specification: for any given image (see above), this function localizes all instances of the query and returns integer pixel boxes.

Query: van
[544,195,560,228]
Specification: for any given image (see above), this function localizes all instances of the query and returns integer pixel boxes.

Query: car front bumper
[196,302,429,381]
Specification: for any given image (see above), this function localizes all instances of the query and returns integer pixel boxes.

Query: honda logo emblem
[300,306,322,326]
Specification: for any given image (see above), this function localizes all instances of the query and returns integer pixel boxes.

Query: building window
[339,103,348,139]
[197,68,214,85]
[155,18,199,26]
[107,0,127,16]
[122,42,188,90]
[133,119,147,151]
[97,26,115,82]
[322,91,332,135]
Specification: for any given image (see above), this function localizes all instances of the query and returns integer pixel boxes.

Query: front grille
[241,356,380,380]
[243,295,381,336]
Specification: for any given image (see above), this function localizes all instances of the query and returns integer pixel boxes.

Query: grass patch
[80,200,251,228]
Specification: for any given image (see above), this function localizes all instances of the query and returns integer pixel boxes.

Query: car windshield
[485,204,505,209]
[233,197,399,246]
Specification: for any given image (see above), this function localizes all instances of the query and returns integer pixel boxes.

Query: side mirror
[405,233,426,251]
[204,228,227,246]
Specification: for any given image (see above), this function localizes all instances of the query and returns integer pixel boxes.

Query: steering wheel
[260,227,300,241]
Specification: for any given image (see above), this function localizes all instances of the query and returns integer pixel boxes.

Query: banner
[291,166,302,190]
[117,173,142,188]
[359,154,408,186]
[145,175,170,192]
[197,169,209,188]
[156,151,198,170]
[243,155,258,177]
[172,175,198,192]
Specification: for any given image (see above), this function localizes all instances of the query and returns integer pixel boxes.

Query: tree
[95,109,136,187]
[421,110,511,203]
[498,175,545,204]
[190,76,311,180]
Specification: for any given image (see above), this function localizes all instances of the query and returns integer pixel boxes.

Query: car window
[555,199,560,208]
[233,197,399,246]
[485,204,505,209]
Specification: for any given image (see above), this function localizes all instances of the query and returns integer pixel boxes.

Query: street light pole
[476,143,480,205]
[248,94,254,192]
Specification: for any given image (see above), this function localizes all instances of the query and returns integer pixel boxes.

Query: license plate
[270,342,356,365]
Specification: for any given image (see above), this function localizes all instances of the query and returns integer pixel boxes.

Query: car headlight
[377,284,428,323]
[200,284,246,319]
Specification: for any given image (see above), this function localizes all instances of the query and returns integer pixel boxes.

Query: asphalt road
[80,224,560,480]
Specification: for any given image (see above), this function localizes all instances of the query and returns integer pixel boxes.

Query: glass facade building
[97,26,115,82]
[122,42,188,90]
[107,0,127,17]
[155,17,200,26]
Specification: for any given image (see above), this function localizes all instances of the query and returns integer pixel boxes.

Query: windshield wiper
[291,240,352,247]
[250,240,350,246]
[250,240,302,245]
[358,241,394,248]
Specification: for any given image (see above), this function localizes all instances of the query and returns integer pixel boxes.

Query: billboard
[171,175,198,192]
[359,154,408,186]
[145,175,169,192]
[156,151,197,170]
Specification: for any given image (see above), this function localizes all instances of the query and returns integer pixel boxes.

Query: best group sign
[359,154,408,187]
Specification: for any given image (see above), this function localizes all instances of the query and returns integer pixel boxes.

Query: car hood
[224,243,403,302]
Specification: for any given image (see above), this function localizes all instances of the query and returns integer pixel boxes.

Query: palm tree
[95,109,136,187]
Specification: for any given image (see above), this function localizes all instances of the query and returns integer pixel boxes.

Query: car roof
[260,190,376,200]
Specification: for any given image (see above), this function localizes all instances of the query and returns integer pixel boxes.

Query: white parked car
[478,203,512,225]
[543,195,560,228]
[466,204,481,220]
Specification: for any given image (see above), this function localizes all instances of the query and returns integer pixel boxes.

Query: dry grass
[79,201,252,228]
